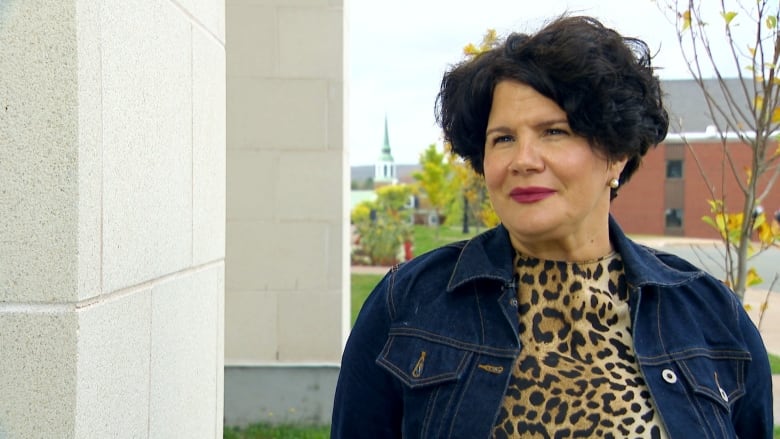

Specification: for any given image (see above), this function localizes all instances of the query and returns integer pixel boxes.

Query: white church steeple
[374,115,397,185]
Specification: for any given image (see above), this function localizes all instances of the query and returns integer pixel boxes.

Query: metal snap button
[662,368,677,384]
[509,298,518,307]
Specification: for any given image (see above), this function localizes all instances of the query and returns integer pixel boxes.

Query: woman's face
[483,80,626,260]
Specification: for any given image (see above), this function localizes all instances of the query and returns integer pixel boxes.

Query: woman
[332,16,772,438]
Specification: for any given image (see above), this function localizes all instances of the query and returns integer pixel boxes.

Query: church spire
[379,115,394,162]
[375,114,397,185]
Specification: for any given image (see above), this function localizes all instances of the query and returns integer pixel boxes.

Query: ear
[610,156,629,179]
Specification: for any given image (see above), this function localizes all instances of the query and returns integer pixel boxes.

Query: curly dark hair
[435,16,668,198]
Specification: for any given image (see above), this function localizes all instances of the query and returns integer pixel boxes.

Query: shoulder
[384,240,468,304]
[389,225,514,298]
[641,245,706,274]
[629,244,744,320]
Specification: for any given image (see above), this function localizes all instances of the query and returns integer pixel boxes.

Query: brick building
[611,78,780,238]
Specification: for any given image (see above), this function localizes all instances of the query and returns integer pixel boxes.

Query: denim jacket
[332,218,772,438]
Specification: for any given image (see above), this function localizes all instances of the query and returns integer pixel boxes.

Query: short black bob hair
[435,16,669,197]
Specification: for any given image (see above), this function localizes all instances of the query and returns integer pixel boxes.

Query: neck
[508,221,613,262]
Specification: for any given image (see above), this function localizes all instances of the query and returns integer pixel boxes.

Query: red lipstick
[509,187,555,203]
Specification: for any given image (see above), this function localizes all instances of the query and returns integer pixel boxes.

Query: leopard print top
[492,251,668,439]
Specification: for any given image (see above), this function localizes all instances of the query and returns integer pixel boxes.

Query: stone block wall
[0,0,225,437]
[224,0,347,426]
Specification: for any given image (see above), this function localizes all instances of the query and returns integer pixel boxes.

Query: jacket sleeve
[731,296,773,438]
[331,272,403,438]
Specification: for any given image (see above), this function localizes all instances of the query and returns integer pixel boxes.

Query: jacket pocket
[675,352,748,410]
[376,333,475,438]
[377,334,473,388]
[673,351,749,437]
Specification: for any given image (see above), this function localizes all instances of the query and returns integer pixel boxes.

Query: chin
[507,222,558,240]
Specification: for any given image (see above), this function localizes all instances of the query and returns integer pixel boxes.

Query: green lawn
[770,353,780,374]
[412,224,480,256]
[350,273,383,325]
[224,424,328,439]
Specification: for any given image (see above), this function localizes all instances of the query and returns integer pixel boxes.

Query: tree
[351,177,374,190]
[431,30,503,234]
[446,142,499,232]
[659,0,780,301]
[351,184,413,266]
[413,144,455,237]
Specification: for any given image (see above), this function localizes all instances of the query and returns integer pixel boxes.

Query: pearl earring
[608,178,620,189]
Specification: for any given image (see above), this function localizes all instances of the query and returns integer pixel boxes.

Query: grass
[770,353,780,374]
[412,224,480,256]
[223,424,328,439]
[350,273,383,325]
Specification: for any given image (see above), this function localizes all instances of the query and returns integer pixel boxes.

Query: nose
[508,136,544,174]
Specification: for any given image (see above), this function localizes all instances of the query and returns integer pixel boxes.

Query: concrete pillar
[225,0,348,426]
[0,1,225,437]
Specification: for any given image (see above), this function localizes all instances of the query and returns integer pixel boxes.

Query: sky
[347,0,737,166]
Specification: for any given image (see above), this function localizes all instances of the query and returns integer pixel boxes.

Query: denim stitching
[387,269,398,320]
[677,359,746,411]
[710,399,729,438]
[637,348,751,365]
[377,337,474,388]
[435,357,468,439]
[655,289,669,358]
[473,284,486,344]
[420,385,439,438]
[677,361,730,410]
[447,353,479,439]
[732,360,746,404]
[387,327,519,357]
[674,363,711,438]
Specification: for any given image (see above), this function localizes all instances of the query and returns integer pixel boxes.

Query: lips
[509,187,555,203]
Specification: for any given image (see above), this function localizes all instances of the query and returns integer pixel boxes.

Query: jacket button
[662,369,678,384]
[509,298,518,307]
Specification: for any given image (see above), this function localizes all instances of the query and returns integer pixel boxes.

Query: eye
[544,127,568,136]
[492,135,514,145]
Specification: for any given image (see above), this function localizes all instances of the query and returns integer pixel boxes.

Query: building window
[666,160,683,178]
[665,208,683,228]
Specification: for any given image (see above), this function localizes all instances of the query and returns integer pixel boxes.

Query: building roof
[662,77,754,134]
[352,164,419,182]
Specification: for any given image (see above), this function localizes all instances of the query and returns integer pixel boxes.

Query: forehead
[490,80,567,120]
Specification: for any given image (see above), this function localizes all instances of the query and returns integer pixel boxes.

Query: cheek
[482,162,503,191]
[482,152,505,190]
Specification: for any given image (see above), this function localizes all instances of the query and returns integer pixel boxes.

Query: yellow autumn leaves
[703,199,780,288]
[462,29,498,58]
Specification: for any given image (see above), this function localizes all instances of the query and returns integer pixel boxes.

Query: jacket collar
[607,216,705,288]
[446,216,703,293]
[446,224,515,292]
